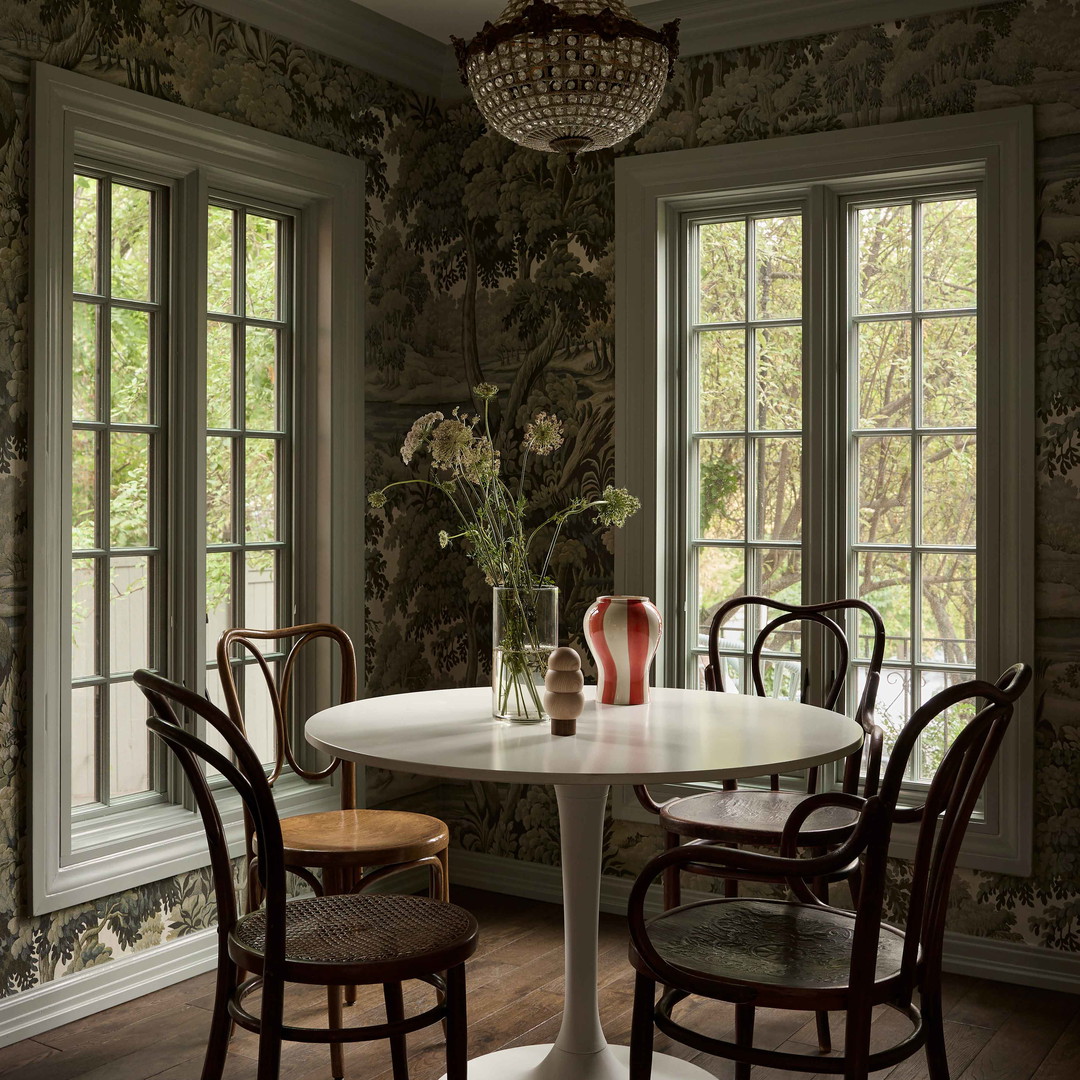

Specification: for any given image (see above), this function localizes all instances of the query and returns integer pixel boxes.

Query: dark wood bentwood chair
[136,668,477,1080]
[217,624,452,1078]
[636,597,886,1052]
[626,663,1031,1080]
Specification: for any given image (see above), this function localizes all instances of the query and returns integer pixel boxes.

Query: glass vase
[492,585,558,723]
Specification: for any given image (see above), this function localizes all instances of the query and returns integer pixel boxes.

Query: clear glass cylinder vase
[492,585,558,723]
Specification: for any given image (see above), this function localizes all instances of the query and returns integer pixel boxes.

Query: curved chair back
[134,668,289,966]
[216,623,358,808]
[705,596,886,793]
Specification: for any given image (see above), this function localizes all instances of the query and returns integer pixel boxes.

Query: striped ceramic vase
[583,595,663,705]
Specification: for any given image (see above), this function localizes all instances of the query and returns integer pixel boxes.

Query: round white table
[307,685,863,1080]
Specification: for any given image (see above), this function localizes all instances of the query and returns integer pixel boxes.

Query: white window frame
[613,108,1034,874]
[31,62,365,914]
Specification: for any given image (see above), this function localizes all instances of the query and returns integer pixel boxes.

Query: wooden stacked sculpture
[545,647,585,736]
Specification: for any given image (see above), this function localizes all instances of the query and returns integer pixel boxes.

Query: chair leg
[812,872,832,1053]
[734,1003,755,1080]
[200,941,236,1080]
[629,972,655,1080]
[256,971,285,1080]
[327,984,346,1080]
[383,981,410,1080]
[842,998,872,1080]
[445,964,468,1080]
[923,989,950,1080]
[437,846,450,901]
[662,831,680,910]
[343,866,359,1008]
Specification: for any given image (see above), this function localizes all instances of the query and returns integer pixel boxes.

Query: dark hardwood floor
[1,888,1076,1079]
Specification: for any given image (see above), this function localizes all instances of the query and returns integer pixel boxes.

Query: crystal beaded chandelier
[452,0,680,172]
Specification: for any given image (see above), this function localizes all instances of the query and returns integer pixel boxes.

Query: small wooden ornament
[545,648,584,736]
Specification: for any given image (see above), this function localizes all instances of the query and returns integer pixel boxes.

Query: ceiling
[352,1,653,46]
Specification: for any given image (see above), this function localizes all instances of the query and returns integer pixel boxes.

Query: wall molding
[0,929,218,1049]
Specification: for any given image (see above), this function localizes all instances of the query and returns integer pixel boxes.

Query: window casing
[32,63,365,914]
[614,109,1034,873]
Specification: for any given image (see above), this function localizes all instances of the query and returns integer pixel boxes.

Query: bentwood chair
[136,668,477,1080]
[626,663,1031,1080]
[217,624,451,1077]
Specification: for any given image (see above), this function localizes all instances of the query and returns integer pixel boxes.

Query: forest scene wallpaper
[0,0,1076,997]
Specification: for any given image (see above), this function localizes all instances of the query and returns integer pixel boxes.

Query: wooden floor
[1,888,1077,1080]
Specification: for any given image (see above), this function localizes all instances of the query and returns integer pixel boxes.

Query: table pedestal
[444,784,713,1080]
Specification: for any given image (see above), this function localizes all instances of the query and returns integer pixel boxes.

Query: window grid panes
[204,203,292,769]
[70,169,165,811]
[848,194,978,782]
[688,212,804,695]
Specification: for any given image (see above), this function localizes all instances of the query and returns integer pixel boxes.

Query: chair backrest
[216,622,357,808]
[134,668,289,963]
[704,596,886,793]
[850,663,1030,1000]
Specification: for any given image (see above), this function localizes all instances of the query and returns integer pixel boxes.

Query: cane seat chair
[635,597,887,913]
[136,668,478,1080]
[626,663,1031,1080]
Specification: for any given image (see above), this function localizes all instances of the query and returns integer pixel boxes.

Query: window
[615,108,1033,872]
[32,63,364,913]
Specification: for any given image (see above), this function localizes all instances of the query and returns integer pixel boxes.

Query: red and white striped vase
[582,595,663,705]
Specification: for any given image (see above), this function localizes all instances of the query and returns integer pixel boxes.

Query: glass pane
[921,197,977,311]
[857,320,911,428]
[857,436,911,544]
[922,317,976,428]
[711,597,746,652]
[755,326,801,430]
[72,429,97,550]
[917,669,977,781]
[755,548,801,613]
[110,307,151,423]
[204,672,234,775]
[865,664,912,761]
[698,438,745,540]
[206,437,234,543]
[110,679,152,796]
[754,215,801,320]
[110,183,153,302]
[206,551,234,664]
[245,663,277,766]
[110,432,150,548]
[245,438,278,542]
[858,204,912,314]
[246,327,278,430]
[698,220,745,324]
[855,550,911,661]
[72,302,98,421]
[697,546,744,649]
[71,558,97,679]
[707,652,745,694]
[207,204,235,314]
[110,555,149,674]
[73,174,99,295]
[245,549,277,631]
[206,320,234,429]
[245,214,279,320]
[754,437,801,541]
[698,330,744,432]
[921,552,975,665]
[921,434,976,546]
[71,685,98,807]
[758,656,802,700]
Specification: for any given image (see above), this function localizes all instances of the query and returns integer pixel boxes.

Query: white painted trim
[0,928,217,1049]
[448,851,1080,995]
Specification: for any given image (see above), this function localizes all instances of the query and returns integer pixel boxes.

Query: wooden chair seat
[631,898,906,1006]
[268,809,449,868]
[661,790,860,847]
[229,892,477,984]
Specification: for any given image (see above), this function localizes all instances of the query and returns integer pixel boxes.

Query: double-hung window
[615,108,1033,872]
[32,63,364,913]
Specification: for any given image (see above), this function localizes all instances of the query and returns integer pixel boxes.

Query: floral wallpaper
[0,0,1075,1002]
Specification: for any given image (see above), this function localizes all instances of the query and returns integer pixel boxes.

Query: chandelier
[451,0,680,172]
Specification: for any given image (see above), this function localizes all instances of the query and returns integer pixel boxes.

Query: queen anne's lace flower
[463,437,501,484]
[473,382,499,400]
[400,411,443,465]
[595,486,641,529]
[438,530,451,549]
[523,411,564,456]
[430,419,476,468]
[367,490,387,508]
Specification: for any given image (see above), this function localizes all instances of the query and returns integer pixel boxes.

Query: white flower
[400,411,443,465]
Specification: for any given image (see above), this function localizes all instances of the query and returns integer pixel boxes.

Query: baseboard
[449,850,1080,995]
[0,928,218,1049]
